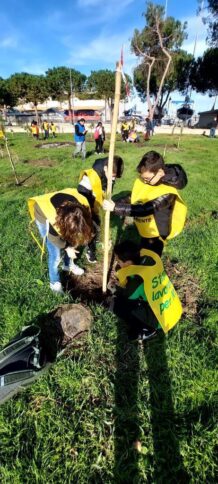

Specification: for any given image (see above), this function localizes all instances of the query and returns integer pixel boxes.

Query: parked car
[41,109,65,122]
[6,109,21,117]
[119,114,144,125]
[186,114,199,128]
[161,117,175,126]
[64,109,102,123]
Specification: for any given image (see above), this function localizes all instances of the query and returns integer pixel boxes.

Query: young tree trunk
[34,103,39,125]
[104,98,107,123]
[5,138,19,185]
[102,62,122,292]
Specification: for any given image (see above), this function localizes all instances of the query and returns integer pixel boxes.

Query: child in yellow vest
[112,241,182,341]
[42,120,49,139]
[28,189,95,293]
[50,122,57,138]
[78,156,124,263]
[0,128,5,139]
[103,151,187,256]
[31,121,39,139]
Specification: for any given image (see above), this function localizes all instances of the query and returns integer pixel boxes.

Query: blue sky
[0,0,214,112]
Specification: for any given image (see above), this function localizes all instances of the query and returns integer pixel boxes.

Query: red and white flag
[120,46,130,97]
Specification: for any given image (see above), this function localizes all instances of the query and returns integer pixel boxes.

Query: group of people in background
[121,117,155,144]
[121,119,140,143]
[30,120,57,140]
[73,118,106,160]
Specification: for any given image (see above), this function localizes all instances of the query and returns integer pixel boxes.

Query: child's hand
[103,199,115,211]
[149,168,165,185]
[65,247,79,259]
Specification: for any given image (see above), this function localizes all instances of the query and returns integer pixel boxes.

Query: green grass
[0,132,217,483]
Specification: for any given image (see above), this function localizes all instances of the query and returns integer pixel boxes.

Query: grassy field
[0,132,217,483]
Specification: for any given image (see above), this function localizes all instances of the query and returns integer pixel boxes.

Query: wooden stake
[5,138,20,185]
[102,61,122,293]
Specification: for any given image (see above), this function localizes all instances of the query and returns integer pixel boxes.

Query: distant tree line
[0,68,132,121]
[0,2,217,121]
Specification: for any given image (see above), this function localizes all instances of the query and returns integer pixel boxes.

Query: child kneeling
[112,241,182,341]
[113,241,160,341]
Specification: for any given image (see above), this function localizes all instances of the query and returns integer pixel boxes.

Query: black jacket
[114,164,187,238]
[78,158,113,210]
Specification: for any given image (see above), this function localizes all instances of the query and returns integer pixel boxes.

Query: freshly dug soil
[65,257,202,321]
[65,261,117,303]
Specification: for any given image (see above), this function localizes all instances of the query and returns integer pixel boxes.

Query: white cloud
[78,0,105,5]
[16,62,47,75]
[78,0,133,8]
[66,30,136,74]
[76,0,135,26]
[182,14,208,57]
[0,36,18,48]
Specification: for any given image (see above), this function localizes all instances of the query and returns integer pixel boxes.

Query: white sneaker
[50,282,64,294]
[62,263,84,276]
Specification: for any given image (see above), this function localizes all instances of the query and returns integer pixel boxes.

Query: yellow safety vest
[28,188,90,236]
[31,126,37,135]
[79,168,104,213]
[0,129,5,138]
[131,178,187,239]
[116,249,182,333]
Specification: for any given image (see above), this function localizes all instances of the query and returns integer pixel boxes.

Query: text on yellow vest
[116,249,182,333]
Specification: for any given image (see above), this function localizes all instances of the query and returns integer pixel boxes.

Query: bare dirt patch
[64,260,116,303]
[136,142,184,152]
[64,255,202,321]
[0,173,38,188]
[36,142,74,149]
[23,159,55,167]
[186,210,218,228]
[165,258,202,319]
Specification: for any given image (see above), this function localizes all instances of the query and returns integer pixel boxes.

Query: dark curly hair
[55,201,94,247]
[137,151,165,174]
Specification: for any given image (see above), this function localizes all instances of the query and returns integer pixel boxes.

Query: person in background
[42,120,50,140]
[129,118,136,130]
[0,124,5,139]
[209,117,217,138]
[31,121,39,140]
[121,121,129,142]
[127,129,140,143]
[94,121,105,154]
[144,117,152,140]
[28,188,95,294]
[50,122,57,138]
[74,118,87,160]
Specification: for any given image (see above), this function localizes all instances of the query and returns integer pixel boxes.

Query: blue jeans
[36,221,70,283]
[210,127,216,138]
